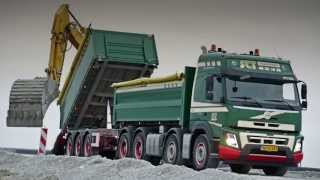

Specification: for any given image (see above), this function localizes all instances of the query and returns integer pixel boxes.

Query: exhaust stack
[254,49,260,56]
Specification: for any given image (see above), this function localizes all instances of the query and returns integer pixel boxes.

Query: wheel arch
[134,127,152,137]
[190,122,213,138]
[119,126,136,137]
[190,122,214,155]
[164,128,183,146]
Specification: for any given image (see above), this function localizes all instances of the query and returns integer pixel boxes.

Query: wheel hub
[195,143,206,165]
[75,140,81,156]
[120,140,128,158]
[84,141,92,157]
[135,140,143,159]
[167,142,177,162]
[67,141,72,156]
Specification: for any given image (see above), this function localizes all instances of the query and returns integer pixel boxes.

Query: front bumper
[219,145,303,167]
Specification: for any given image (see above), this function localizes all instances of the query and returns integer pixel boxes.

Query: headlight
[225,133,239,148]
[294,138,303,152]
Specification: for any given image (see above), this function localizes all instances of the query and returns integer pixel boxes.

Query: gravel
[0,151,318,180]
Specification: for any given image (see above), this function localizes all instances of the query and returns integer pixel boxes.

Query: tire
[192,134,210,170]
[163,134,180,164]
[133,132,149,160]
[52,132,67,155]
[263,166,288,176]
[117,132,131,159]
[74,135,82,157]
[83,134,92,157]
[66,135,73,156]
[149,157,162,166]
[230,164,251,174]
[105,151,116,159]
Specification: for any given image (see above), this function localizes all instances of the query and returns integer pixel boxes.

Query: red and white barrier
[37,127,48,155]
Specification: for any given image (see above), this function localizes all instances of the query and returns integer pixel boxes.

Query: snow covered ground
[0,150,319,180]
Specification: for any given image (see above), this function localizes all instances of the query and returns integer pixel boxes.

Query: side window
[205,75,223,102]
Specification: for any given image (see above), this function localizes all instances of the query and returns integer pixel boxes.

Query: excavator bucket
[7,77,59,127]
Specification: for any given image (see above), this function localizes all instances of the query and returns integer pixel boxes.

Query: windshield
[226,78,300,110]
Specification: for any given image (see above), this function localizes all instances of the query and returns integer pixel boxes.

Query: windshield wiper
[263,99,295,110]
[230,96,263,107]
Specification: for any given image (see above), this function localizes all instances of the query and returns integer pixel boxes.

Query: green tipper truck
[111,46,307,175]
[7,22,306,176]
[7,4,307,177]
[59,29,158,129]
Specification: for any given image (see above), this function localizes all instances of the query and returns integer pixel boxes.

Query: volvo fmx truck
[6,4,307,177]
[110,46,307,176]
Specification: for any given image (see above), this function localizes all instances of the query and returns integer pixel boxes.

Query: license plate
[260,145,278,152]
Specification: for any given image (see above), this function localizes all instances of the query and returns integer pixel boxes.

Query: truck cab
[191,46,307,175]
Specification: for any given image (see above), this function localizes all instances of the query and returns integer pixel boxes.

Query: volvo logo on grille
[250,111,284,120]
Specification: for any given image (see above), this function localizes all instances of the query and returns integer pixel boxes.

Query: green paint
[60,29,158,128]
[114,50,304,157]
[191,52,303,153]
[113,67,194,127]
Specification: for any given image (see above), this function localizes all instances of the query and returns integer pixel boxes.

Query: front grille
[247,136,288,146]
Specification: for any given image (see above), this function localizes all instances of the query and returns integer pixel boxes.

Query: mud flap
[207,153,220,168]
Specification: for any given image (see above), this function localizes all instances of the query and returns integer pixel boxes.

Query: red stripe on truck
[293,152,303,164]
[219,145,304,165]
[247,154,287,163]
[219,145,241,160]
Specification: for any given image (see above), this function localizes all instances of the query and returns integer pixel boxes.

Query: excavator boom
[7,4,86,127]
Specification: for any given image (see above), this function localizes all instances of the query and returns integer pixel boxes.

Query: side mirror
[300,83,307,110]
[301,101,307,109]
[206,76,214,100]
[301,84,307,99]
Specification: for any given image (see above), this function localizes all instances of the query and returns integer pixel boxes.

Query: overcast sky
[0,0,319,168]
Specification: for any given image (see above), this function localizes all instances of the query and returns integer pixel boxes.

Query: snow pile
[0,150,301,180]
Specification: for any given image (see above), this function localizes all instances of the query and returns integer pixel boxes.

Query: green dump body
[112,67,195,129]
[60,29,158,129]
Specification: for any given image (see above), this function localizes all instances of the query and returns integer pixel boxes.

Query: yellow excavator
[7,4,87,127]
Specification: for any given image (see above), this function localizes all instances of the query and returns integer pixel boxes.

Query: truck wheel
[83,134,92,157]
[230,164,251,174]
[133,132,148,160]
[66,135,73,156]
[192,134,209,170]
[149,157,162,166]
[163,134,180,164]
[74,135,82,156]
[263,166,288,176]
[117,132,130,159]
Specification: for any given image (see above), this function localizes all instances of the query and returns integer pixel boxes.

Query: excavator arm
[48,4,85,83]
[7,4,86,127]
